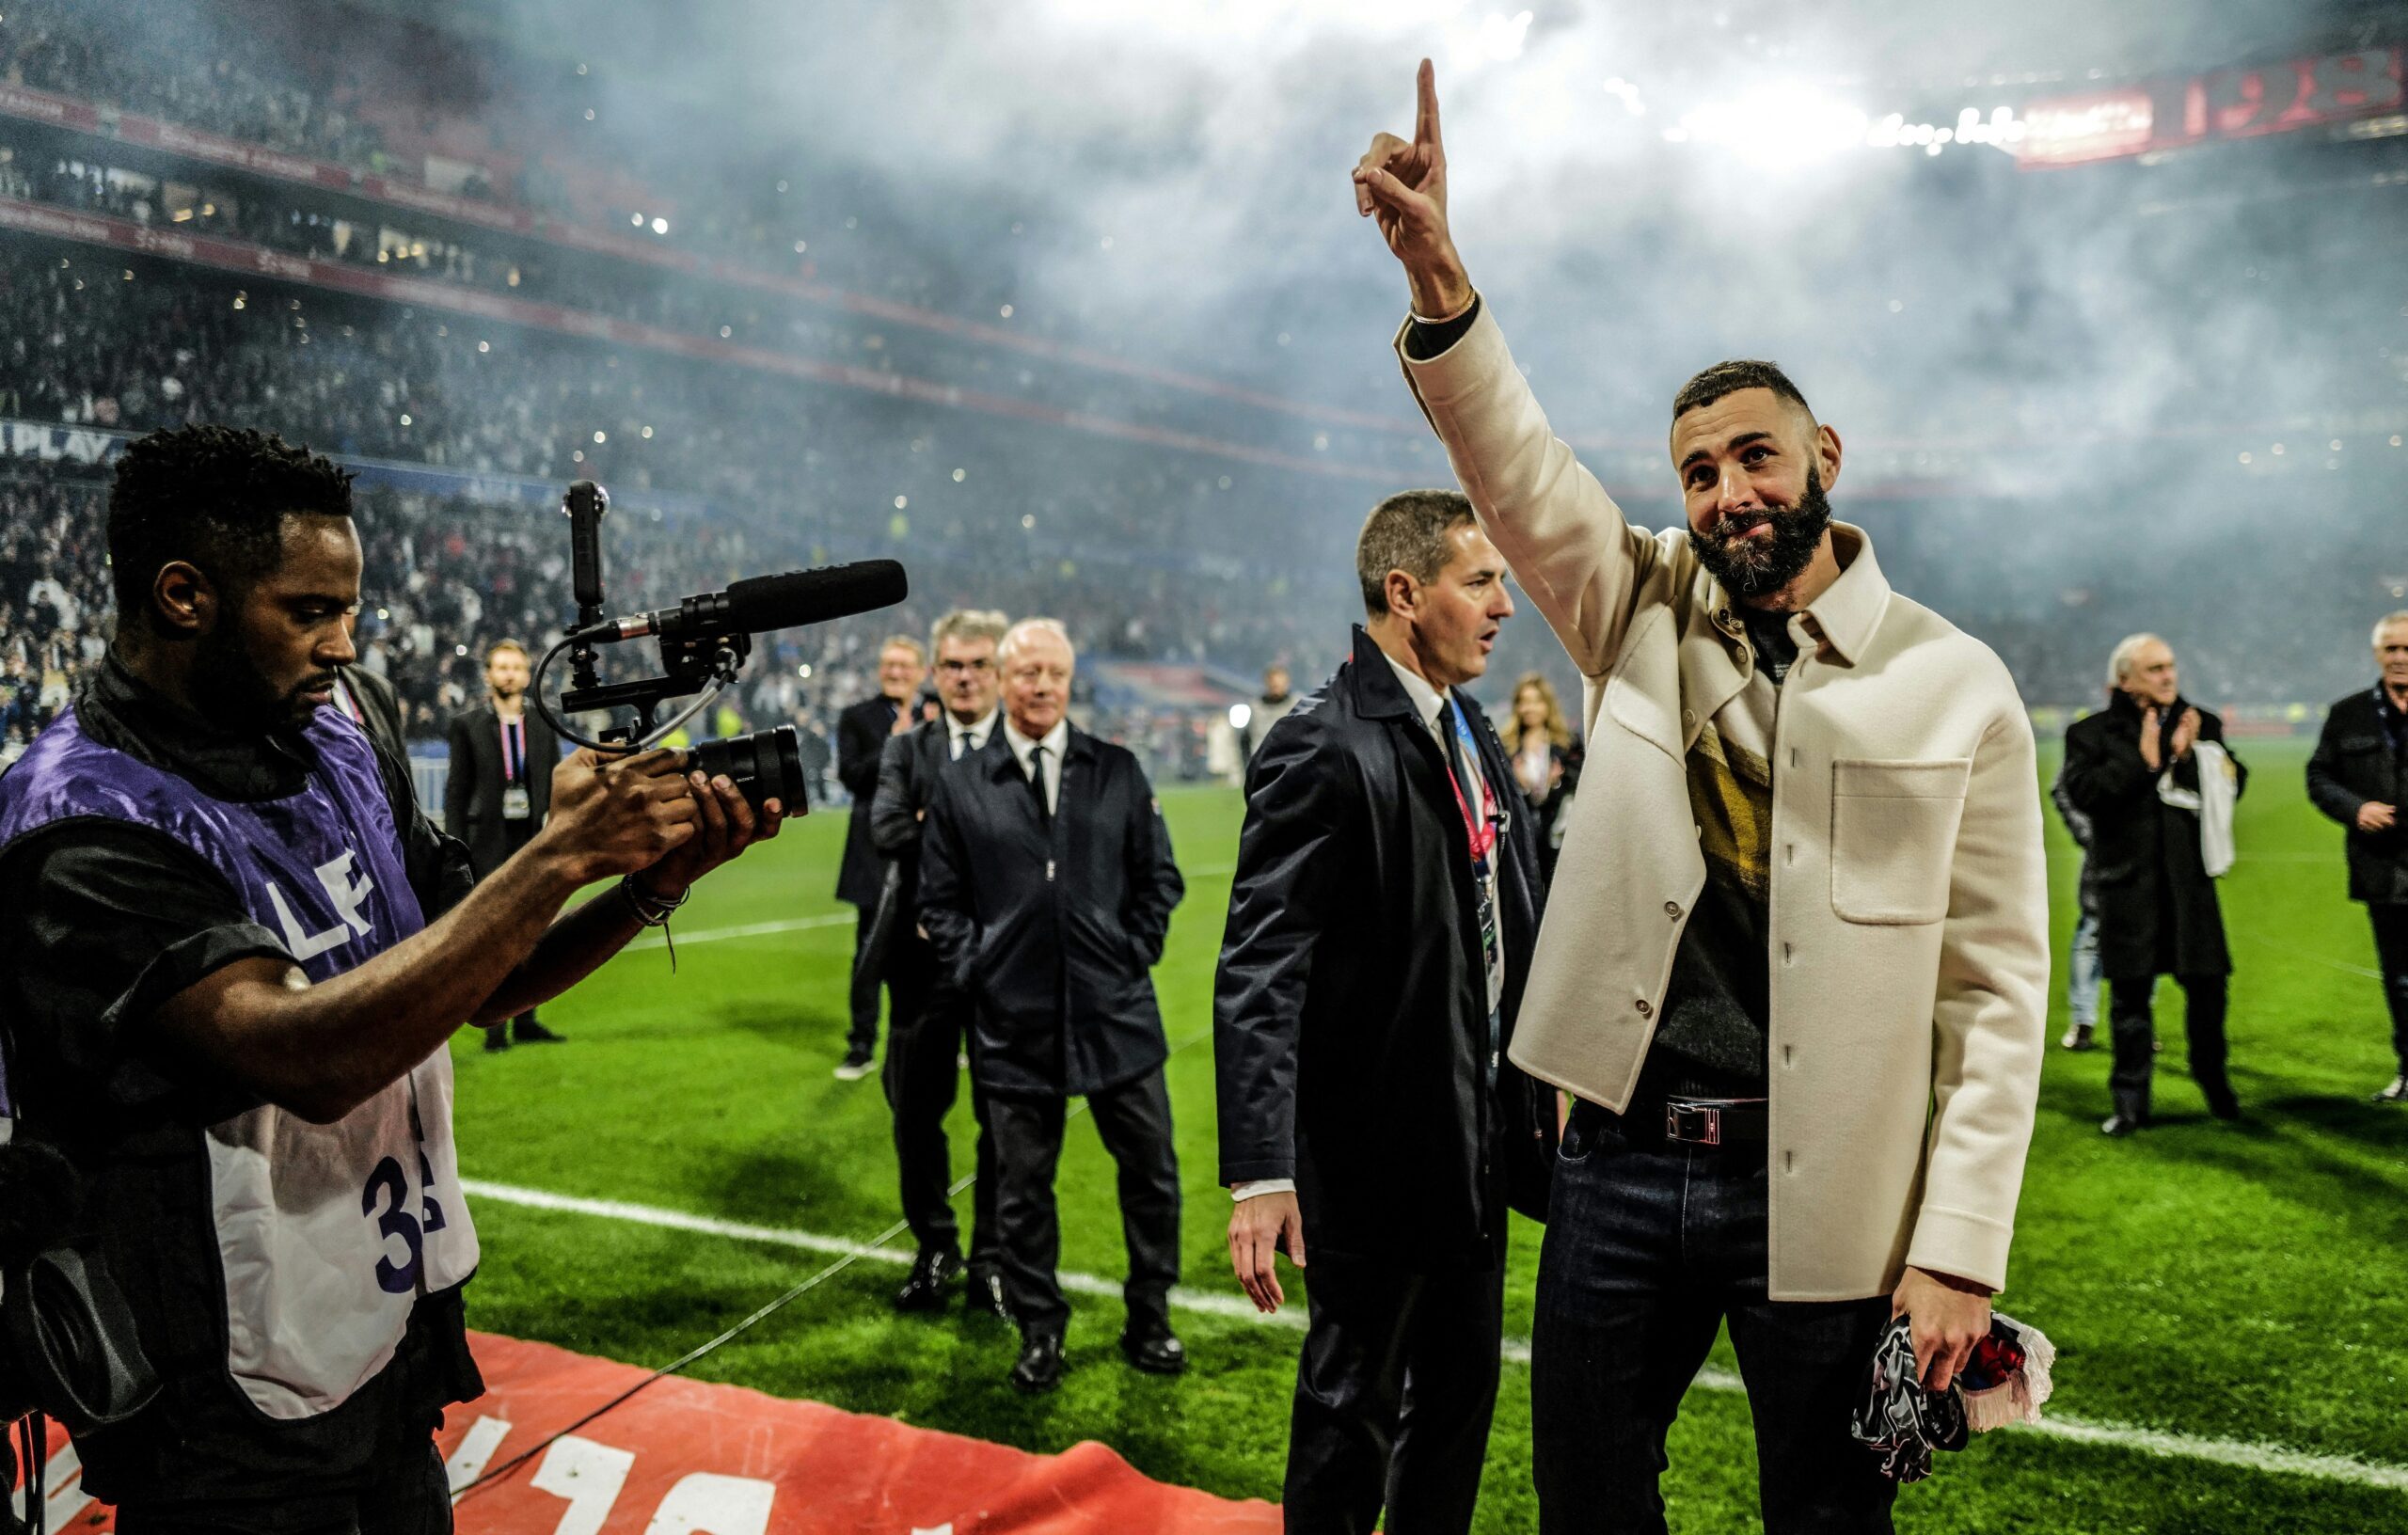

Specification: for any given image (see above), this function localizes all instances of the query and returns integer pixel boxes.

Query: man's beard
[191,625,328,733]
[1689,466,1833,601]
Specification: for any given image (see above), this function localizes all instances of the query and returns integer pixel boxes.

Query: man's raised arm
[1354,60,1664,679]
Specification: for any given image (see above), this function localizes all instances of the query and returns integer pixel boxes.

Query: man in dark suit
[869,609,1010,1317]
[833,637,927,1079]
[919,618,1187,1395]
[2062,633,2247,1134]
[1214,490,1549,1535]
[2306,610,2408,1102]
[444,638,565,1052]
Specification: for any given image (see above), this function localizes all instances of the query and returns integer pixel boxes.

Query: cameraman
[0,427,783,1530]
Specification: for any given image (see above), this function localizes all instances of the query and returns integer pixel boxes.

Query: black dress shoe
[2206,1091,2243,1122]
[892,1248,963,1313]
[964,1267,1012,1321]
[1120,1324,1187,1376]
[483,1024,511,1053]
[1009,1332,1065,1394]
[2099,1113,2147,1137]
[515,1019,567,1045]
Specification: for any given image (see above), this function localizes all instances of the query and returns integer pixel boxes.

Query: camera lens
[685,726,808,814]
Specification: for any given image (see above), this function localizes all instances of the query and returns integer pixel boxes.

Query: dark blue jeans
[1531,1102,1896,1534]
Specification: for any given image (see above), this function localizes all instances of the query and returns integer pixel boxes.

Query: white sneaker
[2374,1075,2408,1104]
[833,1049,876,1082]
[2059,1022,2095,1051]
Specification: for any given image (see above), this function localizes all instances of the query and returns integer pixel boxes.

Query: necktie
[1025,742,1051,826]
[951,729,966,762]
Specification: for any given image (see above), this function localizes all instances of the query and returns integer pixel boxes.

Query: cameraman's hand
[537,749,702,884]
[643,771,785,896]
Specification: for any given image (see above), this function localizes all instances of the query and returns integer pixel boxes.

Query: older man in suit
[833,636,927,1079]
[919,618,1186,1395]
[2308,611,2408,1102]
[1216,490,1552,1535]
[445,638,565,1052]
[1355,64,2050,1532]
[2061,634,2246,1135]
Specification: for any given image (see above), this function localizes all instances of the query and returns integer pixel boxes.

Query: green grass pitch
[452,736,2408,1531]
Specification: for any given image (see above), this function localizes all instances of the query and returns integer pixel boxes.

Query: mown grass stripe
[459,1179,2408,1495]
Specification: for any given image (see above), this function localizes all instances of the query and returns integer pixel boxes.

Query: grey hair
[998,616,1073,667]
[1356,489,1477,618]
[930,608,1009,653]
[2373,611,2408,648]
[2106,632,2169,689]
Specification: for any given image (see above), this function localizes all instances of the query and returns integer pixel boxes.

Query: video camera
[532,482,908,810]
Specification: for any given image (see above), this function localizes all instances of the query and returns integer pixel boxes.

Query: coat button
[1664,901,1682,918]
[1682,707,1697,724]
[1636,999,1653,1018]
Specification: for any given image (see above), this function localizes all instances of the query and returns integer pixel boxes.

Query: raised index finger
[1415,56,1442,150]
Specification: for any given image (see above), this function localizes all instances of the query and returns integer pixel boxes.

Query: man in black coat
[2305,610,2408,1102]
[919,618,1186,1395]
[832,637,927,1079]
[444,638,564,1052]
[2061,634,2247,1134]
[1215,490,1549,1535]
[869,609,1009,1316]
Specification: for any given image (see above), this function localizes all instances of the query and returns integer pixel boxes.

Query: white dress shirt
[1003,716,1069,812]
[947,707,998,761]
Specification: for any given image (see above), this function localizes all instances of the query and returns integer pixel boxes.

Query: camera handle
[530,630,742,755]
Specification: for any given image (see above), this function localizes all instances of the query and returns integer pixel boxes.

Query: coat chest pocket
[1830,758,1971,926]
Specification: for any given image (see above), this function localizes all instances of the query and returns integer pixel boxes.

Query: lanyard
[1441,698,1497,869]
[501,717,524,783]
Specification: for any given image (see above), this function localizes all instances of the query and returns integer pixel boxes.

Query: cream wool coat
[1398,305,2050,1301]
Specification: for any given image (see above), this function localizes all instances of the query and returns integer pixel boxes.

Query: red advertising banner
[15,1332,1283,1532]
[2019,47,2405,167]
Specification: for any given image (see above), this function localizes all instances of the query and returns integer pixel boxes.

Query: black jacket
[1213,627,1552,1271]
[335,666,407,762]
[834,694,902,907]
[2060,693,2246,977]
[441,702,559,878]
[856,715,984,978]
[2306,687,2408,905]
[919,724,1184,1097]
[2049,758,2100,920]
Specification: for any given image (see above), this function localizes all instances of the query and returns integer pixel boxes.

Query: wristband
[621,874,690,927]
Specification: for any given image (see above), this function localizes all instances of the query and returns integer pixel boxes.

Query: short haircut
[2374,611,2408,648]
[1671,359,1814,426]
[2107,632,2169,688]
[879,633,927,663]
[486,638,530,664]
[931,608,1009,653]
[1356,489,1477,618]
[107,423,355,622]
[998,617,1073,667]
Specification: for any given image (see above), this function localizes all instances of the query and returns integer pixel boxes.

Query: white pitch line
[463,1179,2408,1495]
[626,865,1238,953]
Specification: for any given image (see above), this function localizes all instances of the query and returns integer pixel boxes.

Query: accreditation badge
[501,786,532,821]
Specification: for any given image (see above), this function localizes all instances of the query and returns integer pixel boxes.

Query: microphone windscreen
[722,562,909,633]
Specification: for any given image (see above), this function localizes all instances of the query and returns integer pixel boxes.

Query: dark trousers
[984,1068,1180,1337]
[882,935,999,1266]
[847,907,882,1055]
[2371,904,2408,1074]
[114,1445,450,1534]
[1531,1102,1896,1535]
[2107,971,2231,1118]
[1282,1249,1504,1535]
[476,818,540,1045]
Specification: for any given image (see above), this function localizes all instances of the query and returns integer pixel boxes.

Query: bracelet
[620,874,690,927]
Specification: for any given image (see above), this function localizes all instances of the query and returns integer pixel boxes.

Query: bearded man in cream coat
[1353,64,2051,1534]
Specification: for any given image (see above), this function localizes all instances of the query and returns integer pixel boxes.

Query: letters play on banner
[13,1332,1282,1533]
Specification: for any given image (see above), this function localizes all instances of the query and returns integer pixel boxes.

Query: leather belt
[1613,1095,1769,1148]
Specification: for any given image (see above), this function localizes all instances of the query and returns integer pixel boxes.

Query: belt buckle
[1664,1102,1721,1147]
